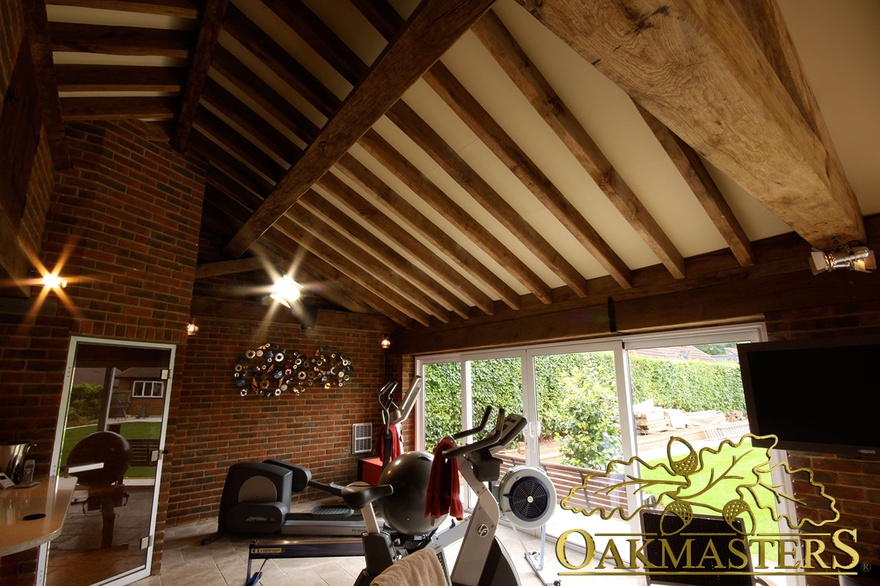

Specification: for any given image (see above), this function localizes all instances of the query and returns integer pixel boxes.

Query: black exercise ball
[376,450,444,535]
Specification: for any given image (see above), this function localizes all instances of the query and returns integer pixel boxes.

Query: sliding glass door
[416,325,777,533]
[528,343,636,549]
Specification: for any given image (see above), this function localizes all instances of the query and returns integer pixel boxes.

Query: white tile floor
[132,518,645,586]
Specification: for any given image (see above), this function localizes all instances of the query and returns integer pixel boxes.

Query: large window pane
[527,349,631,556]
[469,356,523,430]
[423,361,461,449]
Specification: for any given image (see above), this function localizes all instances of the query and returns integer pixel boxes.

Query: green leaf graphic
[559,434,840,532]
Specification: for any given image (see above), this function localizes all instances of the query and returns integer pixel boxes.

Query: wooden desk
[0,476,77,556]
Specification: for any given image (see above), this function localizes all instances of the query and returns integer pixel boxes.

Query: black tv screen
[737,336,880,457]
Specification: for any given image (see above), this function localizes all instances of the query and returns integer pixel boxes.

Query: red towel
[378,424,401,464]
[425,438,463,520]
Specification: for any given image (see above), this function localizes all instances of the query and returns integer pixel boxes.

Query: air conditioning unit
[351,423,372,454]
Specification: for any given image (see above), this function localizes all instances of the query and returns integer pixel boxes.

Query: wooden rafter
[201,77,302,163]
[173,0,228,152]
[473,10,686,279]
[272,216,431,326]
[23,0,70,169]
[45,0,200,19]
[332,153,501,314]
[358,128,549,304]
[387,100,590,298]
[223,4,339,119]
[349,0,404,42]
[211,46,319,143]
[194,108,285,184]
[261,0,369,86]
[286,200,452,322]
[60,96,178,120]
[48,21,192,57]
[224,0,497,259]
[55,64,185,92]
[310,175,480,319]
[424,62,634,289]
[637,105,754,266]
[195,256,264,279]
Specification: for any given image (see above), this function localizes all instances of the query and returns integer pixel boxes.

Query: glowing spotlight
[42,273,68,290]
[270,275,301,308]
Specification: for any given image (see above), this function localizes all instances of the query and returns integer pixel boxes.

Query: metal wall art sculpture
[233,343,354,397]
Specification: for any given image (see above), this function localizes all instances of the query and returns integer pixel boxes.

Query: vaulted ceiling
[28,0,880,329]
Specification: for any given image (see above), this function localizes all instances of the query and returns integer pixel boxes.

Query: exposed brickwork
[166,316,389,526]
[0,119,206,581]
[44,120,205,343]
[765,302,880,584]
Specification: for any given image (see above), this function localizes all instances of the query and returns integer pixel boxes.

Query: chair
[67,431,132,548]
[640,510,769,586]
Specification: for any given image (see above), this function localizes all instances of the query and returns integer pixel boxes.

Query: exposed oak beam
[201,77,302,164]
[211,46,319,144]
[48,21,192,58]
[60,96,178,120]
[249,240,382,317]
[287,200,452,322]
[513,0,864,250]
[272,216,431,326]
[349,0,405,42]
[173,0,228,152]
[332,153,501,314]
[193,108,286,183]
[195,256,264,279]
[359,129,548,305]
[55,64,185,92]
[309,176,479,319]
[23,0,70,169]
[45,0,200,19]
[223,4,339,119]
[262,0,369,86]
[224,0,497,259]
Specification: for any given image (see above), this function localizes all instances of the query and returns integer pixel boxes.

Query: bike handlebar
[452,405,494,441]
[443,407,522,459]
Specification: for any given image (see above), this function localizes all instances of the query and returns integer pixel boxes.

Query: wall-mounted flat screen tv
[737,335,880,457]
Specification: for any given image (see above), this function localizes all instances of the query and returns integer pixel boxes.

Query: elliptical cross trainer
[343,406,556,586]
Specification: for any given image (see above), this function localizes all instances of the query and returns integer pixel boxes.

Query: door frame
[38,336,176,586]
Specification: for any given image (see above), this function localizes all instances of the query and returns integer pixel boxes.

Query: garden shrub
[67,382,103,427]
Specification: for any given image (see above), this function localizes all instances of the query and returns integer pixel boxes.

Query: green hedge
[629,355,745,414]
[423,351,745,466]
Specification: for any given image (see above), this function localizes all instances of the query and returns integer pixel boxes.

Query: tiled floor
[131,518,606,586]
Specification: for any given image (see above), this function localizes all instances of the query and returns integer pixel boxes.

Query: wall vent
[351,423,372,454]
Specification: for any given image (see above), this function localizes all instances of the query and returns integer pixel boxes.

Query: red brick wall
[165,315,390,525]
[0,119,205,582]
[45,120,205,342]
[765,302,880,585]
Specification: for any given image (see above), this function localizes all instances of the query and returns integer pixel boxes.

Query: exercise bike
[343,406,556,586]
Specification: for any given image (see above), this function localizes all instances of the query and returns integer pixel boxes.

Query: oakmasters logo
[555,434,865,580]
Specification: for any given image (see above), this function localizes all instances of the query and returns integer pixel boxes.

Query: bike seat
[341,481,393,510]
